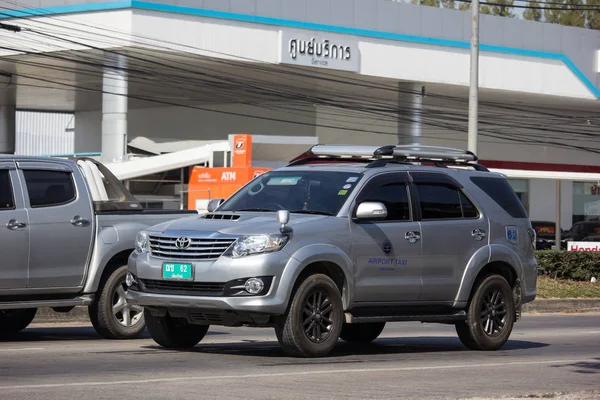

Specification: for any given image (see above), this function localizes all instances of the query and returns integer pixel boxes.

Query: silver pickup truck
[0,155,194,339]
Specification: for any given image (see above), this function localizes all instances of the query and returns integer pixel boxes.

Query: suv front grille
[148,236,235,260]
[140,279,225,296]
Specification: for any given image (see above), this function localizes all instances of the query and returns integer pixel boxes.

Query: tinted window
[361,182,410,221]
[0,170,15,210]
[23,170,76,208]
[218,171,362,216]
[416,184,462,219]
[470,177,528,218]
[460,192,479,218]
[416,184,479,220]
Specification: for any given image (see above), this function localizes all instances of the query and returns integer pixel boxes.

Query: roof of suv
[282,144,506,181]
[282,162,503,179]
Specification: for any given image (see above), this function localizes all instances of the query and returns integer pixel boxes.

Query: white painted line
[0,357,595,391]
[0,348,44,352]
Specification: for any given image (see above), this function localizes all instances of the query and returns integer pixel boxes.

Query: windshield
[218,170,363,216]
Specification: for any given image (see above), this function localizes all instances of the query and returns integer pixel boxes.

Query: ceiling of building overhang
[0,46,598,115]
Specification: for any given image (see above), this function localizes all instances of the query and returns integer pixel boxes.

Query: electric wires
[0,0,598,155]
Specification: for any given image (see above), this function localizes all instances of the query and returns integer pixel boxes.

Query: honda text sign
[567,242,600,251]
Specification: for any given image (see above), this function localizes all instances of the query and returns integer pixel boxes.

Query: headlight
[229,234,288,258]
[135,231,150,253]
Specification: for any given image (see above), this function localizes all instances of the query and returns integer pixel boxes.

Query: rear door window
[23,170,76,208]
[415,183,479,220]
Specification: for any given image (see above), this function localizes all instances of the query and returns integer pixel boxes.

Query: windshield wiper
[290,210,334,216]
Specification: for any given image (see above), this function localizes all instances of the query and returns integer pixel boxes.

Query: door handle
[6,219,26,230]
[472,229,487,241]
[405,231,421,244]
[70,216,90,227]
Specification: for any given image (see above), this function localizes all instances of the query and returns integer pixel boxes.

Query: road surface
[0,313,599,399]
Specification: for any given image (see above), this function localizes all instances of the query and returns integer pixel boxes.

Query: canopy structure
[104,141,231,181]
[490,168,600,182]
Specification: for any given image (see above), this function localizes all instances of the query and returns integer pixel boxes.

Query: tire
[455,274,515,351]
[144,309,209,348]
[275,273,344,357]
[339,322,386,344]
[0,308,37,336]
[89,265,146,340]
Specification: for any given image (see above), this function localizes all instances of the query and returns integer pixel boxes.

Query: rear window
[470,176,528,219]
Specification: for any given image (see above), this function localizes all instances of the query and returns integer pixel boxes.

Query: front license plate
[162,263,193,280]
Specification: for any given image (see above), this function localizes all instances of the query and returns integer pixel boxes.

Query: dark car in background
[569,220,600,242]
[531,221,569,250]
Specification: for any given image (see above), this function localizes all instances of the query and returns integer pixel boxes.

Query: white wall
[16,111,74,156]
[529,179,574,230]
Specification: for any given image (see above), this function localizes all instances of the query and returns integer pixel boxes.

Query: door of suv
[350,172,422,303]
[18,161,94,289]
[409,172,489,302]
[0,162,29,290]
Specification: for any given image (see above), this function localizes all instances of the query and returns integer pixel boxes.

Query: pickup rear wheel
[275,273,343,357]
[89,265,145,340]
[455,274,515,351]
[144,310,209,348]
[0,309,37,336]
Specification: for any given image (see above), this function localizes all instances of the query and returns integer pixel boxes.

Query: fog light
[244,278,264,294]
[125,272,136,287]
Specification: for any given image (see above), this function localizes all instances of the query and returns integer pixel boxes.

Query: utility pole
[467,0,479,155]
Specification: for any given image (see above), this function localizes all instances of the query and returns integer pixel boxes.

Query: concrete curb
[522,298,600,314]
[30,299,600,324]
[33,306,91,323]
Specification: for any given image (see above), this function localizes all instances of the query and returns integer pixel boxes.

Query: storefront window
[572,182,600,224]
[507,179,529,214]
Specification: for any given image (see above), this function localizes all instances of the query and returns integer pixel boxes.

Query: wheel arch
[86,249,134,295]
[281,245,355,312]
[455,244,523,307]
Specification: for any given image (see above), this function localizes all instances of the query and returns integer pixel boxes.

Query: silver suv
[126,145,537,357]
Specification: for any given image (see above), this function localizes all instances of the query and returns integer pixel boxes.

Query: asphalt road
[0,313,599,400]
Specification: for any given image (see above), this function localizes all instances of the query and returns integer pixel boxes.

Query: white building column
[397,82,424,146]
[0,105,16,154]
[101,55,128,163]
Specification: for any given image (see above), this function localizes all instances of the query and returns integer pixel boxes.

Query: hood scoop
[201,213,241,221]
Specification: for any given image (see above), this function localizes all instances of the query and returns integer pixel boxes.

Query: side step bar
[0,295,94,310]
[345,310,467,324]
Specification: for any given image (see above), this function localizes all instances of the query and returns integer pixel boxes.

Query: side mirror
[278,210,292,233]
[207,198,224,212]
[355,202,388,220]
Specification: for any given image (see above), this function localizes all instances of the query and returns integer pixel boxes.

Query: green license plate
[162,263,193,280]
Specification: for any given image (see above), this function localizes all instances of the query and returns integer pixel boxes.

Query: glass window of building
[572,182,600,225]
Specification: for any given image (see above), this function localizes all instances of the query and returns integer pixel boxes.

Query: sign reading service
[278,31,359,72]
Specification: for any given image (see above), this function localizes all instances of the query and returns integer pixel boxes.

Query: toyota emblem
[175,237,191,249]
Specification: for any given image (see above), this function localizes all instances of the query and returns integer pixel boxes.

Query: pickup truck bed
[0,155,195,339]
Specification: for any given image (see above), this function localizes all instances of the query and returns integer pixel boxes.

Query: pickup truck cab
[0,155,194,339]
[127,145,538,357]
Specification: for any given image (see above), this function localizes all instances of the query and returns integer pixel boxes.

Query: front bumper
[126,250,298,315]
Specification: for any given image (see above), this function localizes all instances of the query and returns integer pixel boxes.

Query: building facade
[2,0,600,229]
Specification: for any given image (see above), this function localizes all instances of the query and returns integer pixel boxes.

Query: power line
[0,2,596,153]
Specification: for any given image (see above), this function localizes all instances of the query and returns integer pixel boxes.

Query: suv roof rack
[288,144,489,171]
